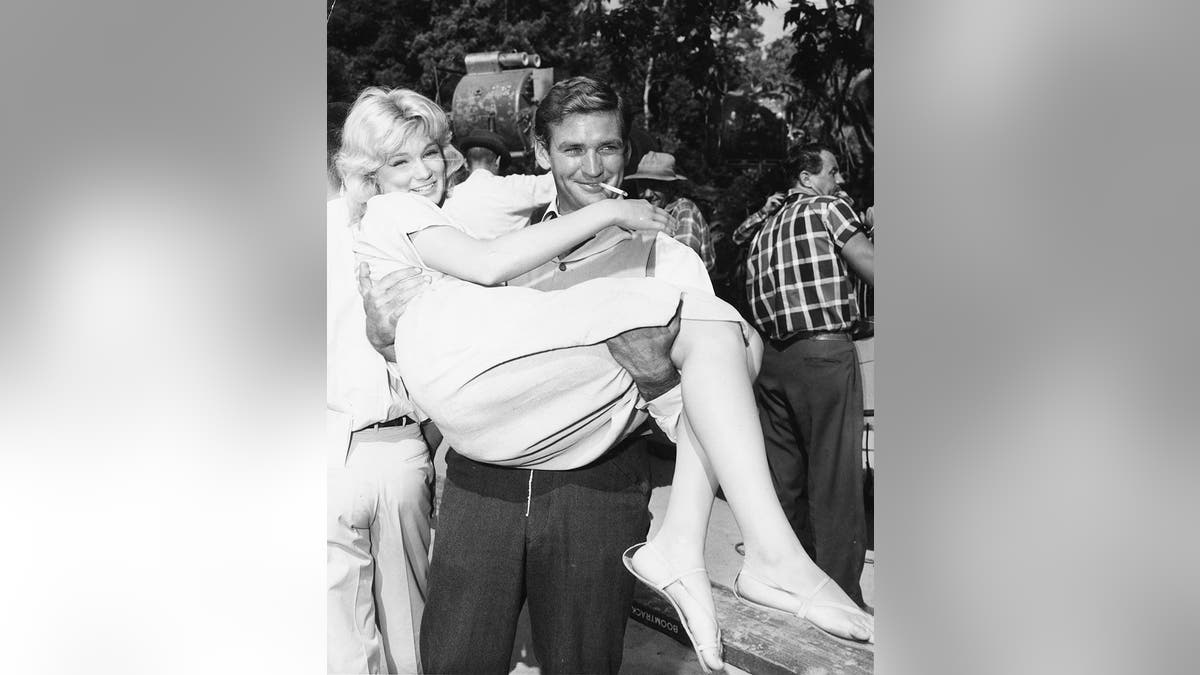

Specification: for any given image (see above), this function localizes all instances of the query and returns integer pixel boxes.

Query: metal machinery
[450,51,556,163]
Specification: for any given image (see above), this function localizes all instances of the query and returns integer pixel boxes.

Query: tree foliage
[595,1,771,175]
[327,0,873,297]
[327,1,603,107]
[784,0,873,203]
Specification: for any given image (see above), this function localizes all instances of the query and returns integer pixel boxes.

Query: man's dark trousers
[755,336,867,606]
[420,435,652,674]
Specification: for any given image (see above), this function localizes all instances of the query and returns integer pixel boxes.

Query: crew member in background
[441,127,556,239]
[624,151,716,273]
[739,142,875,610]
[736,181,875,338]
[327,187,436,673]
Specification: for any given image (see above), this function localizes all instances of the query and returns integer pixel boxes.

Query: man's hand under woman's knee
[357,263,429,362]
[606,300,682,402]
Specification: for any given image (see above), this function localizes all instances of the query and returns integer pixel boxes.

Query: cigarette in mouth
[599,183,628,197]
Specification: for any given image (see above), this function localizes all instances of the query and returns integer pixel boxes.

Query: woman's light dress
[355,192,748,469]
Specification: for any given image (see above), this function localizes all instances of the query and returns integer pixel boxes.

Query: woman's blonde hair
[335,87,464,225]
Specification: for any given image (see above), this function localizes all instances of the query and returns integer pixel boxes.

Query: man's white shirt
[442,169,557,240]
[326,196,417,466]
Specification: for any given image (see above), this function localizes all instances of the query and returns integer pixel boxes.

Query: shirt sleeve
[671,200,714,271]
[694,206,715,271]
[826,197,866,249]
[483,172,557,212]
[361,192,455,237]
[356,192,456,280]
[733,208,770,245]
[528,172,557,204]
[443,172,555,240]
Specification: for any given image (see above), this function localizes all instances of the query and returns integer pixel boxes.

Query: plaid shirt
[744,187,870,340]
[666,197,715,272]
[733,207,772,246]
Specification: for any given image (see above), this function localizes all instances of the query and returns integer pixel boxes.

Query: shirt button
[559,263,567,271]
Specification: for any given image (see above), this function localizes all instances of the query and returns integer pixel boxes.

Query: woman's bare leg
[630,411,725,670]
[644,317,873,641]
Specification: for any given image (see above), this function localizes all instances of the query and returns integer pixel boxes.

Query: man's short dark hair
[789,143,835,177]
[465,145,499,167]
[533,76,627,146]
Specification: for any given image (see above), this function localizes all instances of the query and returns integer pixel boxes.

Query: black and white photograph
[6,2,1199,674]
[326,1,875,672]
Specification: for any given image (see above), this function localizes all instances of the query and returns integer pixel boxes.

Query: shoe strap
[738,568,833,619]
[657,566,709,591]
[638,543,722,663]
[643,543,710,590]
[695,637,723,656]
[795,576,831,618]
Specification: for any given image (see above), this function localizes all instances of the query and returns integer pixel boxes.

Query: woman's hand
[596,198,677,235]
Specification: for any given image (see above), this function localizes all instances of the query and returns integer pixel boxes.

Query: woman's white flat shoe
[733,568,874,644]
[623,542,724,673]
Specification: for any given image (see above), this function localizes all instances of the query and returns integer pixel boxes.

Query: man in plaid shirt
[625,151,716,272]
[738,143,875,608]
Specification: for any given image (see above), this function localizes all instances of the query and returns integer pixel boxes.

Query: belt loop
[371,415,413,431]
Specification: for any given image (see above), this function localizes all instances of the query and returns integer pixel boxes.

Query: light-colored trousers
[328,424,432,674]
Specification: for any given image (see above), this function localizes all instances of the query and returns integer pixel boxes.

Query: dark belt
[372,415,417,430]
[771,329,852,350]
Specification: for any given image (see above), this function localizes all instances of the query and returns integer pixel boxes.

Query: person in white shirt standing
[327,181,444,673]
[441,128,556,240]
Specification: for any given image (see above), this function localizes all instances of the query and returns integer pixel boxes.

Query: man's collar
[789,184,859,207]
[563,226,631,262]
[541,199,633,262]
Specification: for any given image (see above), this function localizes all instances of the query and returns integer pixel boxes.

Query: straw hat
[624,151,688,182]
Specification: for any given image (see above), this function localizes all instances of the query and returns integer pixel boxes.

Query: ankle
[743,546,819,579]
[648,534,706,563]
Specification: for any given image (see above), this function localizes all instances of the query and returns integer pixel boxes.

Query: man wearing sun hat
[624,150,716,272]
[441,127,557,240]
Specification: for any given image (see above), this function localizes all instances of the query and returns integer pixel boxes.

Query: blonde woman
[337,86,873,673]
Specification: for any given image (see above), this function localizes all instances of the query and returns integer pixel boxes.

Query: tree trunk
[643,55,655,127]
[641,0,672,129]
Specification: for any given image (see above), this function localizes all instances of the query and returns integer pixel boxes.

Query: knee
[673,319,745,362]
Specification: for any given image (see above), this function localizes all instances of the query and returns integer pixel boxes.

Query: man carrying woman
[336,76,872,674]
